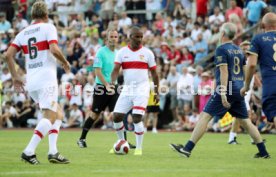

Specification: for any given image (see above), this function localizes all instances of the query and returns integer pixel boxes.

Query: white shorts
[29,85,58,112]
[113,94,149,115]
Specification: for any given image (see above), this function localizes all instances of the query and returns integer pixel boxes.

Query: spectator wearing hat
[0,12,11,32]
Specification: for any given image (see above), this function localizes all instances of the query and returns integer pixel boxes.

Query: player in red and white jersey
[111,26,159,155]
[5,1,70,165]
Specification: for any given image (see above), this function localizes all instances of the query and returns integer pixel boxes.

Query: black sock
[80,117,94,140]
[184,140,195,152]
[256,142,268,155]
[124,131,127,140]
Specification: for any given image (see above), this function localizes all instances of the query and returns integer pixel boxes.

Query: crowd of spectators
[0,0,276,134]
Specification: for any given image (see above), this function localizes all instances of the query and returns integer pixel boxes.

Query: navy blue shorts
[262,95,276,122]
[203,94,248,119]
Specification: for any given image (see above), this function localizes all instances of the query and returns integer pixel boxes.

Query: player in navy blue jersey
[170,22,270,159]
[242,12,276,134]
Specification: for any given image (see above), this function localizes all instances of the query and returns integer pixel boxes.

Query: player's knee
[56,105,63,120]
[113,113,124,122]
[42,109,57,123]
[132,114,143,124]
[91,112,101,120]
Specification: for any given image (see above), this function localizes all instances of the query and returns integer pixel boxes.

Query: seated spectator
[1,101,18,128]
[183,108,199,131]
[64,103,83,128]
[17,100,36,127]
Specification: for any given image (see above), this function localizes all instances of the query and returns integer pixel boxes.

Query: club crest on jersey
[139,55,145,61]
[216,56,222,62]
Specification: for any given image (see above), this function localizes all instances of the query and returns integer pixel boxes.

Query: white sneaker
[152,128,158,133]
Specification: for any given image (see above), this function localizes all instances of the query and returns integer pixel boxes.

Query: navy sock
[184,140,195,152]
[124,131,127,140]
[80,117,94,140]
[256,142,268,155]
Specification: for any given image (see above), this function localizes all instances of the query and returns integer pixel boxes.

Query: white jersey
[11,22,58,91]
[115,45,156,95]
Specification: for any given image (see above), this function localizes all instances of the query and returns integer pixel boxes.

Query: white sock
[24,118,52,155]
[48,120,62,155]
[134,121,144,150]
[228,131,237,142]
[113,122,125,140]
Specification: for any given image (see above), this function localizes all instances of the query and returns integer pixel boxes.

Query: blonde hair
[31,0,48,19]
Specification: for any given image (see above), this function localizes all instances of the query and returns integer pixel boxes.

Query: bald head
[262,12,276,31]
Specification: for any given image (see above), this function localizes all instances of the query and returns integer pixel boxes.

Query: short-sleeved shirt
[203,42,248,118]
[11,22,58,91]
[247,31,276,97]
[215,42,246,99]
[247,31,276,121]
[93,46,116,85]
[114,45,156,94]
[246,1,267,22]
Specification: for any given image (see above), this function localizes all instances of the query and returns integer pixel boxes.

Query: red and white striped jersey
[11,22,58,91]
[115,45,156,87]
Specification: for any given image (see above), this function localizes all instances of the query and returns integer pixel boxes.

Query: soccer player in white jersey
[111,26,159,155]
[5,1,70,165]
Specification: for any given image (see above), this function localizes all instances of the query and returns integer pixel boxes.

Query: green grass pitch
[0,130,275,177]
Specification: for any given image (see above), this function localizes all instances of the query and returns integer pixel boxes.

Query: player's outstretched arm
[5,47,19,78]
[49,43,71,72]
[244,54,257,90]
[5,46,25,92]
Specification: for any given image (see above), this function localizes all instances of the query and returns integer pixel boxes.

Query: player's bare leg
[152,112,158,133]
[238,119,270,158]
[170,112,212,157]
[228,118,240,144]
[189,112,212,144]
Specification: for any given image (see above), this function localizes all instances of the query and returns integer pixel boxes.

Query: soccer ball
[113,140,130,155]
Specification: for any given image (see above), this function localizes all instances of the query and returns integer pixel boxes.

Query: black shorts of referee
[146,105,160,113]
[91,84,119,114]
